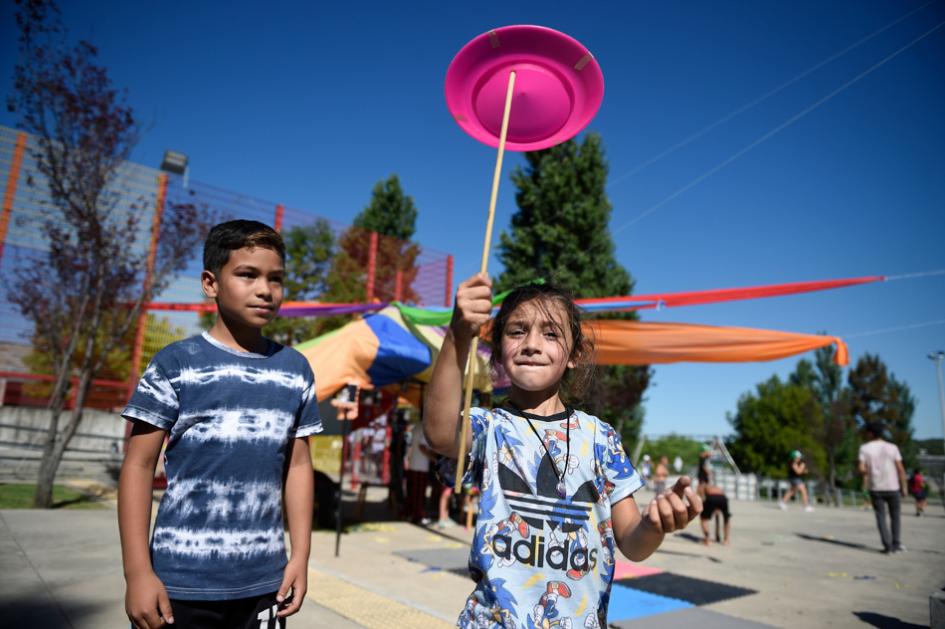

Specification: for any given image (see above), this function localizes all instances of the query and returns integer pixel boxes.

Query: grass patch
[0,483,106,509]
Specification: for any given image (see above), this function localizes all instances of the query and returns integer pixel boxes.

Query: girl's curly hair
[489,282,595,403]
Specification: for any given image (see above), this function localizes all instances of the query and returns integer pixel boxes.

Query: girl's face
[500,298,575,395]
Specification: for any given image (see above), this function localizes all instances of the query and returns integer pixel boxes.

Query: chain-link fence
[0,125,453,409]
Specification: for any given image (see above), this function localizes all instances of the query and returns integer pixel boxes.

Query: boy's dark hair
[203,220,285,274]
[489,282,594,402]
[864,422,885,439]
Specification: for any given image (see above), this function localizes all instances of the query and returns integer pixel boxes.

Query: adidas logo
[498,455,599,534]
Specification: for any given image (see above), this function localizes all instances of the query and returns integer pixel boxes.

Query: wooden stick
[454,70,516,492]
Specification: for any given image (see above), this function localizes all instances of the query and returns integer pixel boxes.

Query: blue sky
[2,1,943,440]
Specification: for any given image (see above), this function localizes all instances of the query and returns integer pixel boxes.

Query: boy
[118,220,321,629]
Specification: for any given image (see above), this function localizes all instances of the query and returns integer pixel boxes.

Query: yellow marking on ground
[522,572,546,589]
[373,536,389,543]
[309,569,454,629]
[575,594,587,616]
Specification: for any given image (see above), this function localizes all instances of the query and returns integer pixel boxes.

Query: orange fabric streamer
[585,321,849,366]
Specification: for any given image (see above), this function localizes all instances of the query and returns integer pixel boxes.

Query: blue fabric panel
[607,584,693,622]
[364,313,431,386]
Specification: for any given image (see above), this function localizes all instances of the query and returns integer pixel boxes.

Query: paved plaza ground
[1,488,942,628]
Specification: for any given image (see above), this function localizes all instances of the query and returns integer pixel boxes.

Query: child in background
[699,485,731,546]
[909,467,928,516]
[654,456,670,495]
[118,220,322,629]
[424,275,702,628]
[779,450,814,512]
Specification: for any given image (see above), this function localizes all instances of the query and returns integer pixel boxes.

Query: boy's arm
[611,477,702,562]
[423,274,492,457]
[277,437,314,618]
[118,422,174,629]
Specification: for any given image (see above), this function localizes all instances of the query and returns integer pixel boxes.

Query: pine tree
[495,134,649,447]
[263,219,335,345]
[320,175,421,332]
[496,134,631,297]
[847,353,917,466]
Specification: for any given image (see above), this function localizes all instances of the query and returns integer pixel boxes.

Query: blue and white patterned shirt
[449,406,643,629]
[122,332,322,600]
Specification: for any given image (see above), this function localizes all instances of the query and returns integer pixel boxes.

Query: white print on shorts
[256,603,284,628]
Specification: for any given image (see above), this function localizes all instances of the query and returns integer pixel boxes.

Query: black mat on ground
[393,547,469,571]
[611,606,776,629]
[616,572,757,606]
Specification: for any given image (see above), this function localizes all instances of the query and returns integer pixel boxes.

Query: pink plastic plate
[445,25,604,152]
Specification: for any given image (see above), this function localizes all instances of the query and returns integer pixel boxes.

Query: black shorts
[700,494,730,522]
[168,592,285,629]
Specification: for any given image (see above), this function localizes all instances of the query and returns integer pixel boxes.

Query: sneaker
[436,518,456,529]
[892,545,906,554]
[777,501,787,510]
[804,505,814,513]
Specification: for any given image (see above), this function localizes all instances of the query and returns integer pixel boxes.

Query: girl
[779,450,814,512]
[424,275,703,629]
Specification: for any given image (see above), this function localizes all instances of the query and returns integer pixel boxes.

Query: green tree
[789,345,856,500]
[352,175,417,241]
[643,434,705,473]
[496,134,631,296]
[262,220,335,345]
[494,134,650,447]
[727,376,826,479]
[846,353,916,466]
[323,175,421,318]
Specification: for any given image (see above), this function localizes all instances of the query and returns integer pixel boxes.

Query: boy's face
[500,298,575,394]
[202,246,284,329]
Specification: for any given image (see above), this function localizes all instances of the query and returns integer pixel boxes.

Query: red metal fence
[0,125,453,409]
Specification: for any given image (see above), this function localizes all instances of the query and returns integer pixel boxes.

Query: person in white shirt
[858,422,908,554]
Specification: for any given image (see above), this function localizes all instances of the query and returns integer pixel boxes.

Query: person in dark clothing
[700,485,731,545]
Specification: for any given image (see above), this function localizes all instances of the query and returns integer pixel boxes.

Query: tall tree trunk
[32,359,94,507]
[34,274,104,508]
[827,450,838,507]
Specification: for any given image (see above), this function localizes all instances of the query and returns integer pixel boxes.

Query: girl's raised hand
[450,274,493,344]
[643,476,703,534]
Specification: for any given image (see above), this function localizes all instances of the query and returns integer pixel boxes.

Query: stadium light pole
[930,351,945,457]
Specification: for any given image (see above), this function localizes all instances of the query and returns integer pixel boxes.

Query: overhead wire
[844,320,945,339]
[612,18,945,234]
[608,0,939,187]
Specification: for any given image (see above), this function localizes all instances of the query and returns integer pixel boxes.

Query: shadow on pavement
[795,533,879,553]
[852,611,926,628]
[657,548,723,563]
[0,596,111,628]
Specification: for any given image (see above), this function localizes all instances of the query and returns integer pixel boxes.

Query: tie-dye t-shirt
[451,406,643,629]
[122,332,322,600]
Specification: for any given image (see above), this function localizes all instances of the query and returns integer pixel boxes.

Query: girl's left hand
[643,476,703,533]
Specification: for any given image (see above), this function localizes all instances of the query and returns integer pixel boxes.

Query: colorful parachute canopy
[296,309,849,399]
[294,306,492,401]
[586,321,848,366]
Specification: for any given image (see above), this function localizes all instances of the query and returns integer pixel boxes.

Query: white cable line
[612,19,945,235]
[844,319,945,339]
[608,0,938,187]
[886,269,945,281]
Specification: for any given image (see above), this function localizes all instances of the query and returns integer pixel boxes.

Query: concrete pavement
[0,489,942,628]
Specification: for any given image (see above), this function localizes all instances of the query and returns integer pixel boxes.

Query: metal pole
[335,410,350,558]
[929,351,945,509]
[930,352,945,457]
